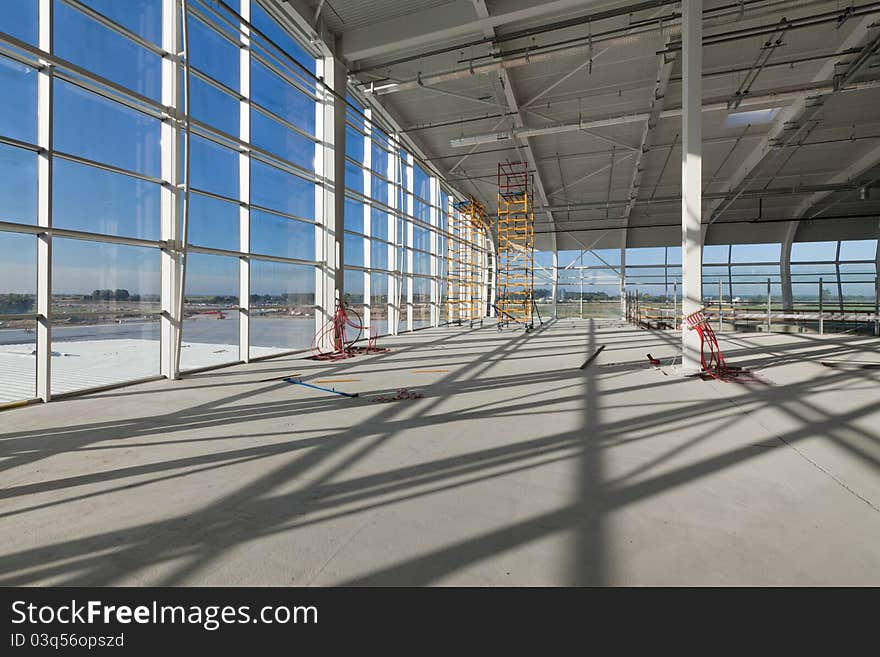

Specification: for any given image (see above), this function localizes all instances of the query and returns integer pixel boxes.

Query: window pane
[413,277,431,329]
[187,192,239,251]
[0,57,37,143]
[187,14,239,90]
[51,239,161,394]
[344,233,364,267]
[413,164,429,200]
[344,268,364,306]
[792,241,837,262]
[702,244,729,264]
[189,134,239,199]
[250,209,314,260]
[251,59,316,134]
[370,239,388,270]
[839,239,877,261]
[0,231,37,402]
[413,250,430,275]
[54,80,161,177]
[0,0,38,45]
[344,197,364,233]
[345,160,363,194]
[371,142,388,176]
[250,259,315,356]
[55,0,161,101]
[0,143,37,225]
[731,243,781,262]
[78,0,162,44]
[251,109,315,171]
[190,75,239,136]
[250,159,314,219]
[345,124,364,161]
[370,175,388,205]
[181,253,239,370]
[250,0,315,76]
[53,158,161,240]
[371,208,388,241]
[370,272,388,336]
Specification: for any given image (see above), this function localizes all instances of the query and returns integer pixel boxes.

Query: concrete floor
[1,319,878,585]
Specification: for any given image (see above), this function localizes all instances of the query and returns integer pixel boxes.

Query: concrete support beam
[680,0,702,373]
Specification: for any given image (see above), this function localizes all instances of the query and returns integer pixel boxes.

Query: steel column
[405,152,414,332]
[680,0,703,373]
[314,56,346,350]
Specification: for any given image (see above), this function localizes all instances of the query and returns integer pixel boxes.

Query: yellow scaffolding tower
[496,162,535,328]
[445,198,488,325]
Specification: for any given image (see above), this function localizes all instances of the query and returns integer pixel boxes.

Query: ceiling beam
[469,0,556,249]
[339,0,621,63]
[794,142,880,220]
[706,15,880,224]
[622,46,676,230]
[449,77,880,147]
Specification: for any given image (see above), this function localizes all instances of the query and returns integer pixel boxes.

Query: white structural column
[875,241,879,337]
[780,222,797,310]
[36,0,53,401]
[362,108,372,334]
[680,0,703,373]
[238,0,251,363]
[552,251,559,318]
[405,152,415,332]
[314,55,347,346]
[404,153,416,331]
[386,136,399,335]
[429,175,440,327]
[160,0,181,380]
[619,249,626,319]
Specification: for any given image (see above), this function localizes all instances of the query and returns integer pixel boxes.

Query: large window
[0,232,37,402]
[0,0,477,403]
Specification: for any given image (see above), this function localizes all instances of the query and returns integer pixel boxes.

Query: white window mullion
[429,176,439,328]
[36,0,53,401]
[405,152,414,332]
[362,108,372,334]
[313,60,326,340]
[160,0,181,380]
[387,136,398,335]
[239,0,251,363]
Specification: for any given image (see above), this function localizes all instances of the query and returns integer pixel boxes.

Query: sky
[0,1,878,300]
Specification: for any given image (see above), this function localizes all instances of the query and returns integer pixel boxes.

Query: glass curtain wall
[341,92,484,337]
[182,0,320,369]
[0,1,494,404]
[0,0,323,402]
